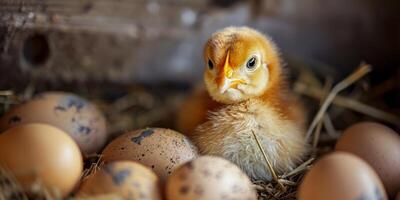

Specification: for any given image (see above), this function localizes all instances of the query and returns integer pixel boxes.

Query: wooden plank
[0,0,398,86]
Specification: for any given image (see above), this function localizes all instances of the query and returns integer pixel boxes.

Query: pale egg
[166,156,257,200]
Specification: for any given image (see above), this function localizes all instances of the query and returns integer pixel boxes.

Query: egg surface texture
[102,128,198,181]
[335,122,400,197]
[166,155,257,200]
[0,92,107,155]
[298,152,387,200]
[79,161,161,200]
[0,123,83,197]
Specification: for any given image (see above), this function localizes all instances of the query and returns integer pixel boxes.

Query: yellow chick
[177,87,221,136]
[190,27,309,181]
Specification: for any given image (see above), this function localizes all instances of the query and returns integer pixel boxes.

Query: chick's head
[203,27,282,104]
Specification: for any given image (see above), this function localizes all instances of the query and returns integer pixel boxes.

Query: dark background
[0,0,399,86]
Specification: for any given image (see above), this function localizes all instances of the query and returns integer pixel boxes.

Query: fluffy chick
[177,86,221,135]
[191,27,309,181]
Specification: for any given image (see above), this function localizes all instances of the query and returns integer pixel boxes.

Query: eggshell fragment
[166,156,257,200]
[79,161,161,200]
[102,128,198,181]
[298,152,387,200]
[335,122,400,197]
[0,123,83,197]
[0,92,107,155]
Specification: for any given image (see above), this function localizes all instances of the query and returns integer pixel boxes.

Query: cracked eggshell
[101,128,198,182]
[298,152,387,200]
[166,156,257,200]
[78,161,161,200]
[0,123,83,197]
[0,92,107,155]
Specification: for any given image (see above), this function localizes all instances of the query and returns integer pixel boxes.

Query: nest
[1,61,399,200]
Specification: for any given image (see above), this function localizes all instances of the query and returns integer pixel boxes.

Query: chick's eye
[246,57,257,70]
[208,59,214,70]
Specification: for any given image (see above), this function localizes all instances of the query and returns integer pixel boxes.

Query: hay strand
[0,91,14,96]
[304,63,372,141]
[281,158,314,179]
[0,167,27,200]
[251,130,286,191]
[322,114,338,137]
[295,82,400,125]
[312,76,333,149]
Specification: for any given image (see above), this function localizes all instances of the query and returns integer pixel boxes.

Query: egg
[335,122,400,197]
[0,123,83,197]
[298,152,387,200]
[0,92,107,155]
[78,161,161,200]
[166,156,256,200]
[102,128,198,182]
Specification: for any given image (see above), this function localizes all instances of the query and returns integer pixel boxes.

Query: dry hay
[0,62,399,200]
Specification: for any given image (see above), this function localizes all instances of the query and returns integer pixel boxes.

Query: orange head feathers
[203,26,283,104]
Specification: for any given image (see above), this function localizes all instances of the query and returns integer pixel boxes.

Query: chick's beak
[218,52,245,94]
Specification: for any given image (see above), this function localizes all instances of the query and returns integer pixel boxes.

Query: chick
[177,86,221,136]
[191,27,309,181]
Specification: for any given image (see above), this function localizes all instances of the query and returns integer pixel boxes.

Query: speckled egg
[78,161,161,200]
[166,156,257,200]
[0,92,107,155]
[101,128,198,182]
[335,122,400,197]
[298,152,387,200]
[0,123,83,197]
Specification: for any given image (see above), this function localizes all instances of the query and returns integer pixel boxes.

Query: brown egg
[78,161,161,200]
[102,128,198,182]
[0,123,83,197]
[298,152,387,200]
[0,92,107,155]
[335,122,400,197]
[166,156,257,200]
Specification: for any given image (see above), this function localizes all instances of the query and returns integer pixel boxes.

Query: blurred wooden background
[0,0,399,87]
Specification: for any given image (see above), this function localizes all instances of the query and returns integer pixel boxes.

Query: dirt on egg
[0,92,107,155]
[166,155,257,200]
[101,128,198,182]
[78,161,161,200]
